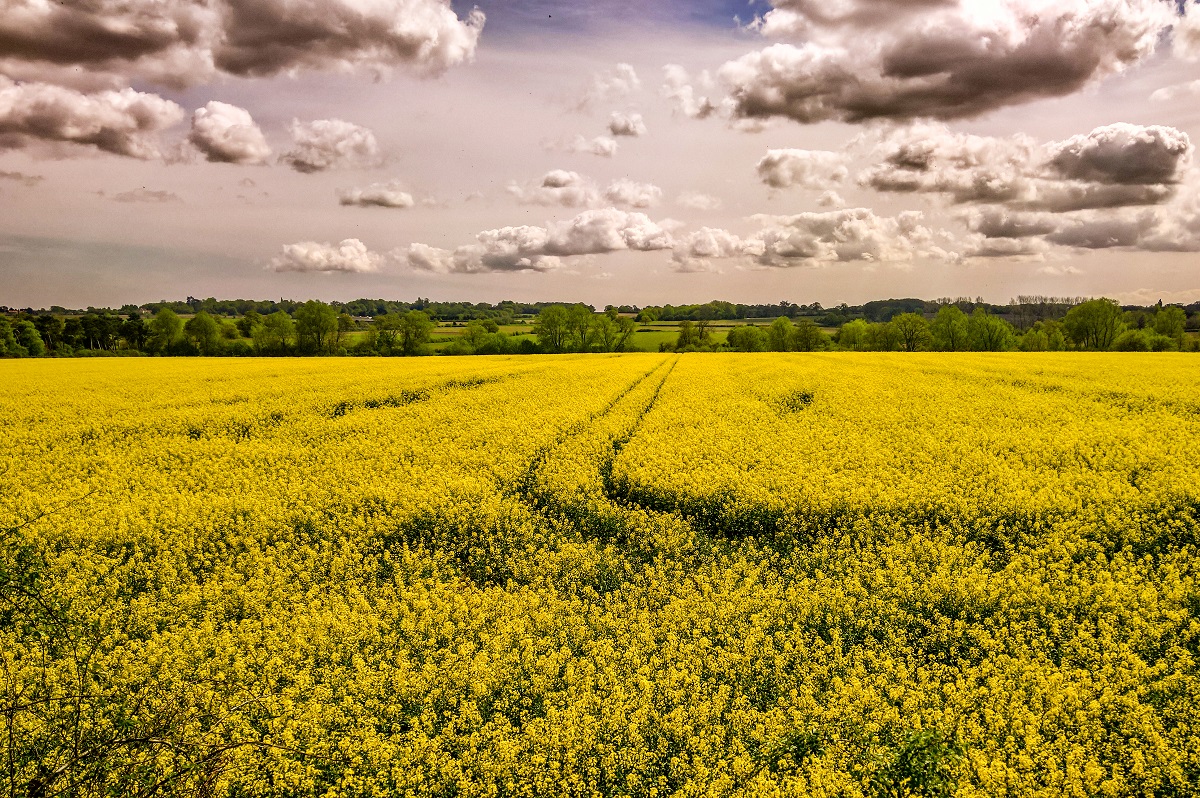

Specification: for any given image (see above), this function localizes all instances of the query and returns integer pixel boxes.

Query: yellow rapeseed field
[3,354,1199,797]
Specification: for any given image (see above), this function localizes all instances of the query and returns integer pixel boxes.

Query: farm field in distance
[3,354,1199,797]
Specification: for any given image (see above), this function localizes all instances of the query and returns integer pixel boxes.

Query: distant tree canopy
[833,308,1019,352]
[3,295,1198,358]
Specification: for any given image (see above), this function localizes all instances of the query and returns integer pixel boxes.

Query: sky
[2,0,1200,309]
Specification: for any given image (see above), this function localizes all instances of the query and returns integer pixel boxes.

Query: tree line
[2,297,1196,358]
[713,300,1193,353]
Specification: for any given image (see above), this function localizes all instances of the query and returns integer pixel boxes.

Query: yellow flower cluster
[2,353,1198,797]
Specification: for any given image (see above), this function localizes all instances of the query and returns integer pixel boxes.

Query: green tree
[13,319,44,356]
[866,322,901,351]
[534,305,570,353]
[1020,327,1049,351]
[1046,322,1066,351]
[149,308,183,354]
[236,310,262,338]
[675,320,700,349]
[790,318,828,351]
[0,317,18,356]
[567,304,594,352]
[930,305,969,351]
[398,311,434,356]
[891,312,931,352]
[726,324,768,352]
[1153,305,1187,345]
[184,311,222,355]
[254,310,295,354]
[614,316,637,352]
[371,313,402,355]
[34,314,65,352]
[594,312,620,353]
[295,300,338,354]
[838,319,871,351]
[120,315,149,351]
[1062,298,1124,350]
[461,320,490,352]
[336,313,355,349]
[1113,329,1151,351]
[967,308,1015,351]
[768,317,793,351]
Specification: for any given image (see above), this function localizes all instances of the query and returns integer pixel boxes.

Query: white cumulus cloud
[269,238,383,273]
[608,112,647,137]
[188,101,270,164]
[405,208,674,273]
[281,118,379,173]
[338,181,415,208]
[756,148,847,189]
[603,178,663,208]
[662,64,717,119]
[568,134,618,158]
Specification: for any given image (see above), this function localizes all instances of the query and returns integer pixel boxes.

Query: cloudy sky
[2,0,1200,308]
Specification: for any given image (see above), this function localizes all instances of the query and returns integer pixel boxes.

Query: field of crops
[3,354,1199,797]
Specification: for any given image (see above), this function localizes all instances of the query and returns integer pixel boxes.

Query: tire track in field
[598,356,678,507]
[512,355,692,561]
[509,356,674,509]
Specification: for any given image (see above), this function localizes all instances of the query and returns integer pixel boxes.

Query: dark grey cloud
[281,118,378,173]
[861,123,1192,212]
[216,0,485,79]
[723,0,1175,124]
[0,169,42,186]
[1045,213,1158,249]
[0,76,183,158]
[966,208,1059,239]
[0,0,485,88]
[1047,123,1191,185]
[188,101,271,164]
[758,0,957,36]
[962,235,1049,259]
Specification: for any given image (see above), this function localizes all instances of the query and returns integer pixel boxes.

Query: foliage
[726,325,768,352]
[534,304,570,353]
[294,300,339,354]
[890,313,931,352]
[149,308,184,354]
[184,311,222,356]
[1063,299,1125,350]
[966,309,1015,351]
[930,306,969,351]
